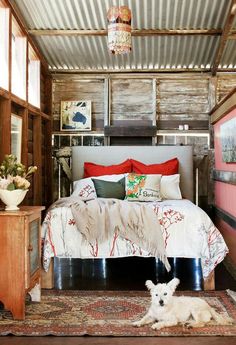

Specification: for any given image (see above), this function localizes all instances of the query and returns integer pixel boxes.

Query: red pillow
[84,159,132,178]
[131,158,179,175]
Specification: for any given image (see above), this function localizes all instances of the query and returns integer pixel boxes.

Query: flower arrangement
[0,154,37,191]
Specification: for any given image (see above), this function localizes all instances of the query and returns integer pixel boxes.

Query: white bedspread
[41,199,228,278]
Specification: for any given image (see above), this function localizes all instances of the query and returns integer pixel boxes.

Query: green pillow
[92,178,125,199]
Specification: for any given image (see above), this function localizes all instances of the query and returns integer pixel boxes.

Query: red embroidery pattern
[79,184,95,198]
[89,240,98,257]
[68,219,76,226]
[110,230,119,256]
[159,208,184,247]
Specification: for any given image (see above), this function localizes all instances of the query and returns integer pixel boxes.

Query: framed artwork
[220,117,236,163]
[61,100,92,131]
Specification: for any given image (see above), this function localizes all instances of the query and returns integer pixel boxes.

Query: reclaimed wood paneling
[158,79,210,129]
[217,75,236,102]
[158,120,209,130]
[53,78,105,131]
[110,79,154,125]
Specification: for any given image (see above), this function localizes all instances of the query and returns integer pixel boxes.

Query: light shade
[107,6,132,55]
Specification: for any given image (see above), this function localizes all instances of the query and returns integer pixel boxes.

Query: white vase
[0,189,28,211]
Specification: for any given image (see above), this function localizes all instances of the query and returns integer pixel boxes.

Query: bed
[41,146,228,290]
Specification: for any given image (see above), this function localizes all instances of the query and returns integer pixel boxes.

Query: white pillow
[72,174,126,200]
[160,174,182,200]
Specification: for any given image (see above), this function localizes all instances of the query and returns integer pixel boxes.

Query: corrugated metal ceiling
[10,0,236,72]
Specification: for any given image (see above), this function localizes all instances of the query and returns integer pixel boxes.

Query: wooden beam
[210,87,236,124]
[28,28,223,37]
[50,67,214,74]
[228,29,236,39]
[213,206,236,230]
[104,125,157,137]
[211,0,236,76]
[213,170,236,185]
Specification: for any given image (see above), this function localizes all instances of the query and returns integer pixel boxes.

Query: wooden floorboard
[2,336,236,345]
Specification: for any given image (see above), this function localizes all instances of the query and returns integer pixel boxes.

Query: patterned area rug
[0,290,236,336]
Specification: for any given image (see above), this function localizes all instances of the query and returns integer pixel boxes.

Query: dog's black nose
[159,300,164,306]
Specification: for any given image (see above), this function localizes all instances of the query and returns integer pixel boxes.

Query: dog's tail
[210,308,234,325]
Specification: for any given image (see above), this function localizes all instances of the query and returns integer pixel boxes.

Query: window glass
[0,1,9,90]
[28,45,40,107]
[11,114,22,161]
[11,17,26,100]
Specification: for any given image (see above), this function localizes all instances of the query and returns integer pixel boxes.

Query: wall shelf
[104,125,157,137]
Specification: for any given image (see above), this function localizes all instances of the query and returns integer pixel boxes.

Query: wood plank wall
[158,78,209,130]
[52,77,105,131]
[110,79,154,126]
[52,73,236,207]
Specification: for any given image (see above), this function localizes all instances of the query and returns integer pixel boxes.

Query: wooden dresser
[0,206,45,320]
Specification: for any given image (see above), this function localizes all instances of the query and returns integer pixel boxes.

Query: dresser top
[0,206,45,216]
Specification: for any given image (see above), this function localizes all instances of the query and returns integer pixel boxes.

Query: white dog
[133,278,233,330]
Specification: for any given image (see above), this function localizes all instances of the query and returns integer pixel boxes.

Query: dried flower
[0,154,37,191]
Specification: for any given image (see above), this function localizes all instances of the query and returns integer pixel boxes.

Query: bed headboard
[72,146,194,202]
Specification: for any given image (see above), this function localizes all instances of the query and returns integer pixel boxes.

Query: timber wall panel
[217,75,236,102]
[40,73,45,112]
[110,79,154,126]
[27,115,34,205]
[158,78,210,129]
[52,78,105,131]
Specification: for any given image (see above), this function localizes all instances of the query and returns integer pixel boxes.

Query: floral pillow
[125,173,162,202]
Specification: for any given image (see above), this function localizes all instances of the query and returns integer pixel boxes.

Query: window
[28,44,40,107]
[11,114,22,161]
[11,17,26,100]
[0,1,9,90]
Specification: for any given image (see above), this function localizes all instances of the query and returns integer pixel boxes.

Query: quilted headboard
[72,145,194,202]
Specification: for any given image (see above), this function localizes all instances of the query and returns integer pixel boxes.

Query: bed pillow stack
[129,158,181,200]
[73,157,182,201]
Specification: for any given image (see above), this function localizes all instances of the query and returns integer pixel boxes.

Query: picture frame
[220,117,236,163]
[60,100,92,131]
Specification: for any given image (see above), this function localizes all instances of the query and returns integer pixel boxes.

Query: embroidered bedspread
[41,199,228,278]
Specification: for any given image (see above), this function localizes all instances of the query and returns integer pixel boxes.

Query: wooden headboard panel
[72,146,194,202]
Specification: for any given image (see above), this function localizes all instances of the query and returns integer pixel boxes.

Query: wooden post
[0,97,11,161]
[33,115,42,205]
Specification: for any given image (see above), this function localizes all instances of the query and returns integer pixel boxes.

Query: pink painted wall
[214,108,236,216]
[215,182,236,217]
[214,217,236,266]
